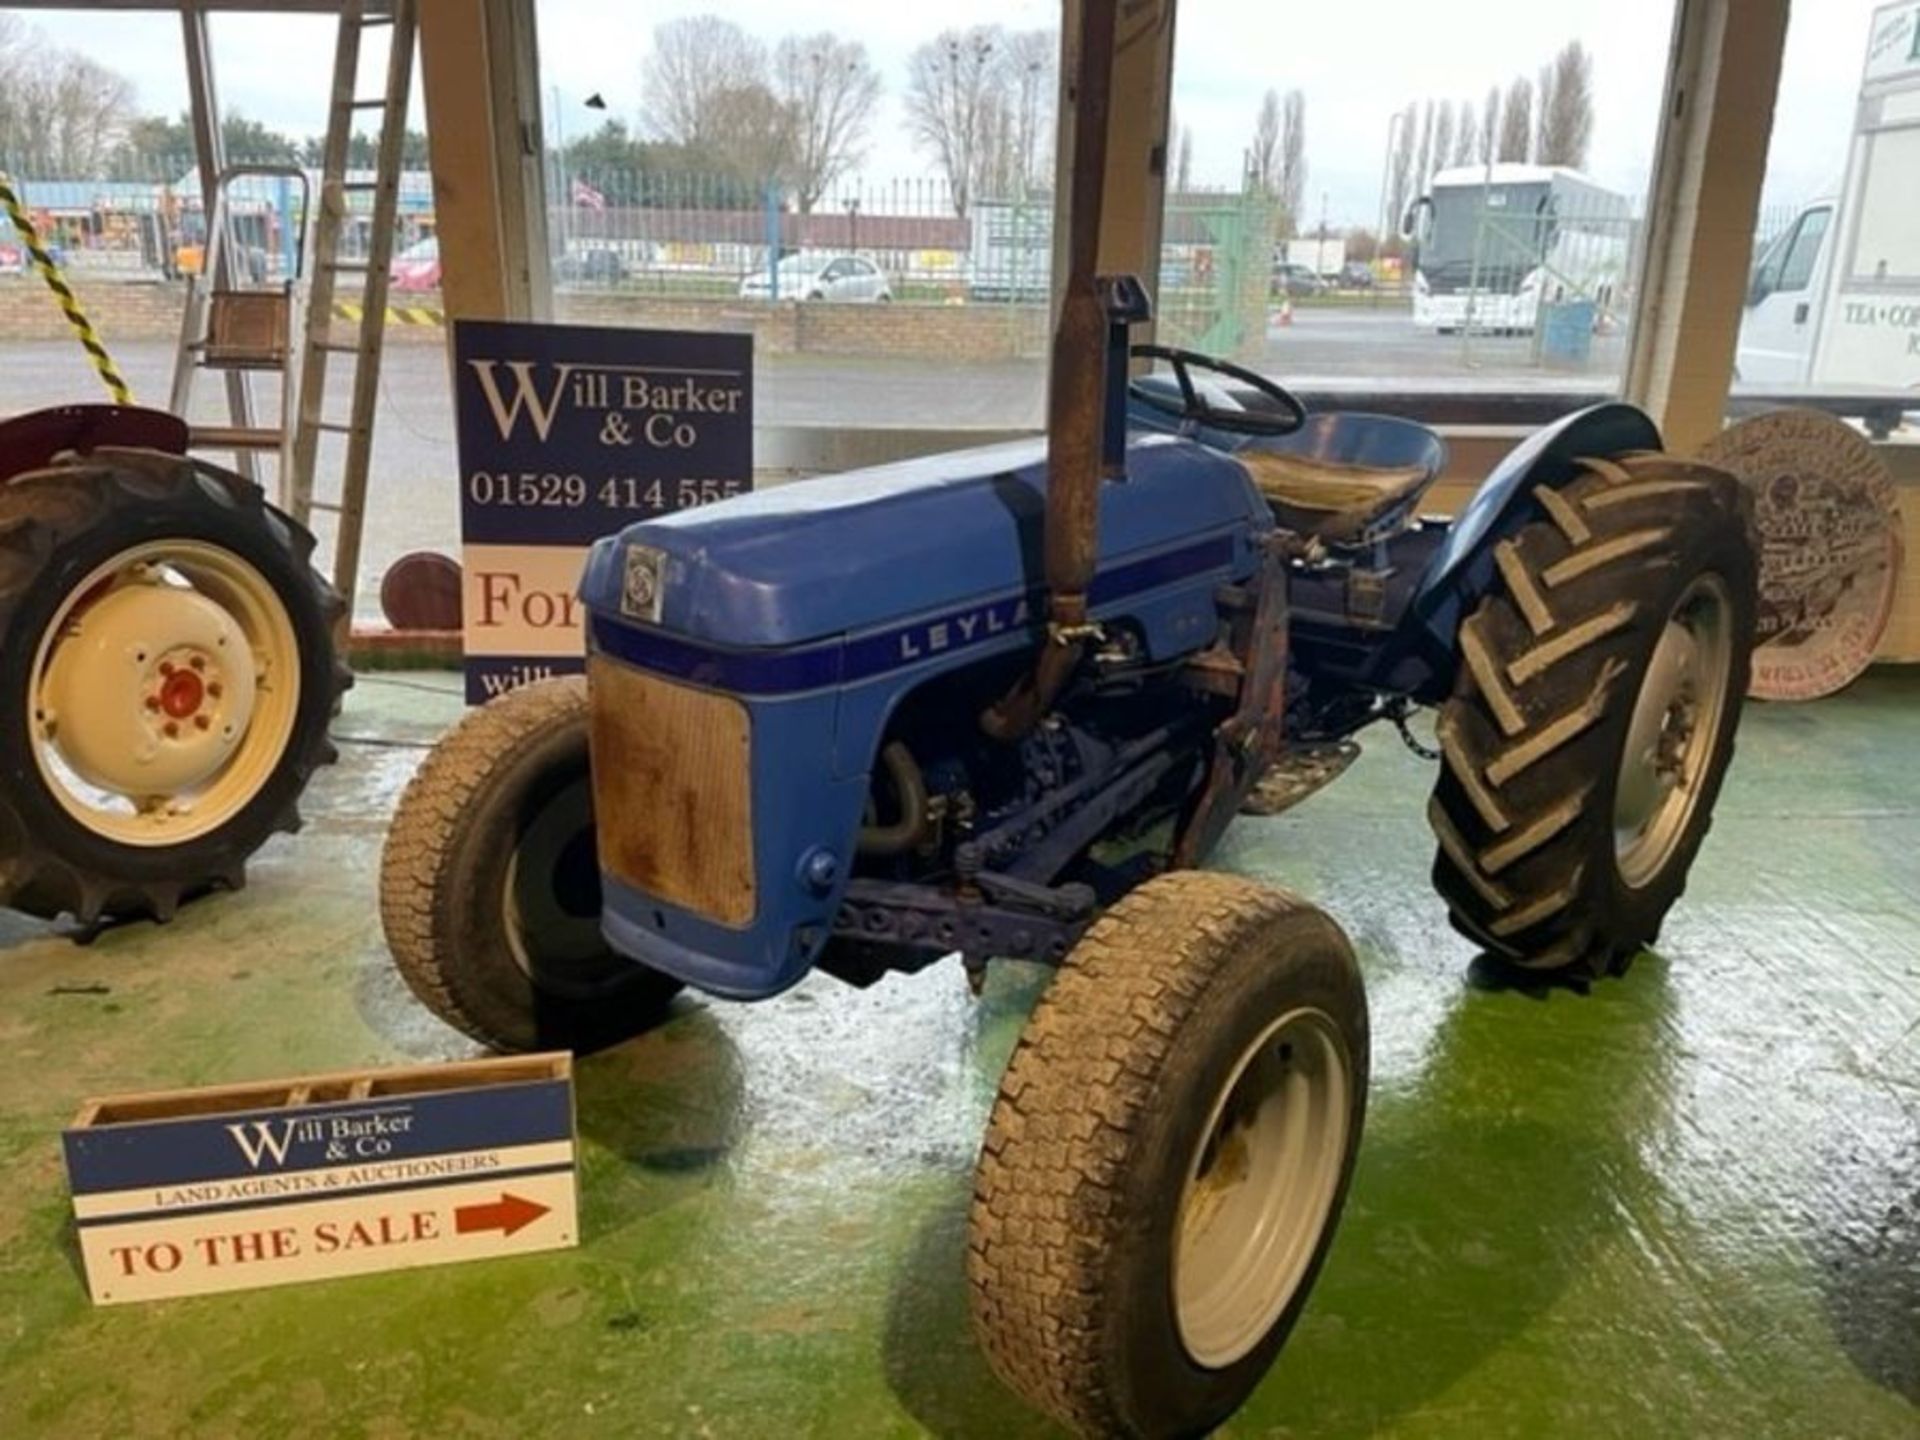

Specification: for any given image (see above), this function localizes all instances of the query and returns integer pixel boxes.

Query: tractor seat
[1234,413,1448,547]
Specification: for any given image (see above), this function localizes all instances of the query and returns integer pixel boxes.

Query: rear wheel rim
[1172,1006,1351,1370]
[1613,572,1735,888]
[28,539,300,847]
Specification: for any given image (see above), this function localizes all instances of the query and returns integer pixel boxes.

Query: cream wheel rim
[30,539,300,846]
[1172,1007,1351,1370]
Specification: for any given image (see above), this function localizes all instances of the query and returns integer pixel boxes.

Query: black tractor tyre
[1428,450,1758,978]
[0,450,347,922]
[380,676,683,1053]
[969,870,1368,1438]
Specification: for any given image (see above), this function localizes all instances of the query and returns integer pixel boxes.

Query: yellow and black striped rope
[0,172,134,404]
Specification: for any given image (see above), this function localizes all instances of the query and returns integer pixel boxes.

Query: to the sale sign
[63,1054,578,1305]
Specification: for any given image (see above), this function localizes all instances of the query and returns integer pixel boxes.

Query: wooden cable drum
[1697,408,1903,701]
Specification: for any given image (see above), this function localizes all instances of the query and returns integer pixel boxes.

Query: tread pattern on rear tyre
[0,450,347,921]
[967,870,1316,1437]
[380,676,593,1048]
[1427,450,1755,976]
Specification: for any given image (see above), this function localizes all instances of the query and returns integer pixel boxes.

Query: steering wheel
[1128,344,1308,437]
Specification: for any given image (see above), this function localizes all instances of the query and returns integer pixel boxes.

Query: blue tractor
[380,330,1757,1436]
[379,22,1755,1440]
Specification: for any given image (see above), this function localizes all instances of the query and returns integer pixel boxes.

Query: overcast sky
[12,0,1884,225]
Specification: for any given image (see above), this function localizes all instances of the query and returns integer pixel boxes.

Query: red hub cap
[159,668,206,719]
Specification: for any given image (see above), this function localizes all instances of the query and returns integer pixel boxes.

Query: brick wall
[0,275,186,342]
[0,277,1050,362]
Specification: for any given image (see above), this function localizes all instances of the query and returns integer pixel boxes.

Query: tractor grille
[586,655,755,928]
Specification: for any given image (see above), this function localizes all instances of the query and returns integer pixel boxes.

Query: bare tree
[1452,99,1477,167]
[1388,103,1418,227]
[997,28,1056,197]
[1480,85,1500,164]
[1498,76,1533,162]
[642,16,767,152]
[703,82,795,188]
[0,22,136,176]
[1414,100,1435,197]
[904,25,1001,216]
[1249,89,1282,195]
[773,34,880,213]
[1431,102,1455,184]
[1278,89,1307,229]
[1537,40,1594,168]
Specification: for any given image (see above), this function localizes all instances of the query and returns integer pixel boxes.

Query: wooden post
[417,0,550,323]
[1623,0,1792,455]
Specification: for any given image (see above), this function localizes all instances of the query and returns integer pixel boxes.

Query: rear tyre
[380,676,682,1053]
[1428,451,1757,977]
[0,450,346,922]
[969,871,1368,1438]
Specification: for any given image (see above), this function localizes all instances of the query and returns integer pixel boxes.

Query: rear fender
[1383,401,1662,697]
[0,405,190,484]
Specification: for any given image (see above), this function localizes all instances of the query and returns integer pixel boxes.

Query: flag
[571,178,606,212]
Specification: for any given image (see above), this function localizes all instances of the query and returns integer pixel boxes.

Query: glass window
[1163,3,1678,402]
[1777,207,1831,293]
[534,0,1057,432]
[1740,0,1920,395]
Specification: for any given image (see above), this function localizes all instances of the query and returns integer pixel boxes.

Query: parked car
[739,253,892,303]
[1271,262,1327,297]
[1337,260,1375,289]
[554,247,628,285]
[389,235,442,292]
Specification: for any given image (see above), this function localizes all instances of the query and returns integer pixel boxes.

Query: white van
[1737,1,1920,389]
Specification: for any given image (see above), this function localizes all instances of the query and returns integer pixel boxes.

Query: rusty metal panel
[587,656,755,927]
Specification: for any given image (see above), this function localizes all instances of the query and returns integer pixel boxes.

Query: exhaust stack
[981,0,1120,742]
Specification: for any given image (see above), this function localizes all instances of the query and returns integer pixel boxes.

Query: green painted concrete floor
[2,670,1917,1439]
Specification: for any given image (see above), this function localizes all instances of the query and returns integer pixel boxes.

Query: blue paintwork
[576,434,1263,649]
[576,395,1664,998]
[579,430,1267,998]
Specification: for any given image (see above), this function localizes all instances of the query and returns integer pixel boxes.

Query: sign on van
[452,320,754,703]
[63,1054,578,1305]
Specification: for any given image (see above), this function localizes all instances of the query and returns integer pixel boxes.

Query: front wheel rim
[501,774,627,998]
[1613,573,1735,889]
[29,539,301,847]
[1172,1006,1352,1370]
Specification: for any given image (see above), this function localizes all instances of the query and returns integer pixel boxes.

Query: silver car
[739,253,892,303]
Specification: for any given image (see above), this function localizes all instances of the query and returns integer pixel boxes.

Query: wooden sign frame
[64,1053,578,1306]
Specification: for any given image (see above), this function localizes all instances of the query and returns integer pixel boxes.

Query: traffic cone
[1277,296,1294,328]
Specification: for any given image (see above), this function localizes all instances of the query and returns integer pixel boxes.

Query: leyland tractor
[379,11,1756,1435]
[380,325,1757,1434]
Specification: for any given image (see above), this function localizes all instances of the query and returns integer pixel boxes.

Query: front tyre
[969,871,1368,1438]
[1428,450,1757,977]
[379,676,682,1053]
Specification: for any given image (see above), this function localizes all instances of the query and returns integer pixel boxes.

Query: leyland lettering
[467,360,745,451]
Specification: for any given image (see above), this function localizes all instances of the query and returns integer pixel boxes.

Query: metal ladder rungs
[348,98,389,110]
[315,420,364,435]
[311,338,365,354]
[322,257,371,271]
[339,180,380,192]
[191,425,286,451]
[308,500,345,514]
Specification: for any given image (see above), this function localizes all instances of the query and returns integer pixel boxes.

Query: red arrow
[454,1192,550,1238]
